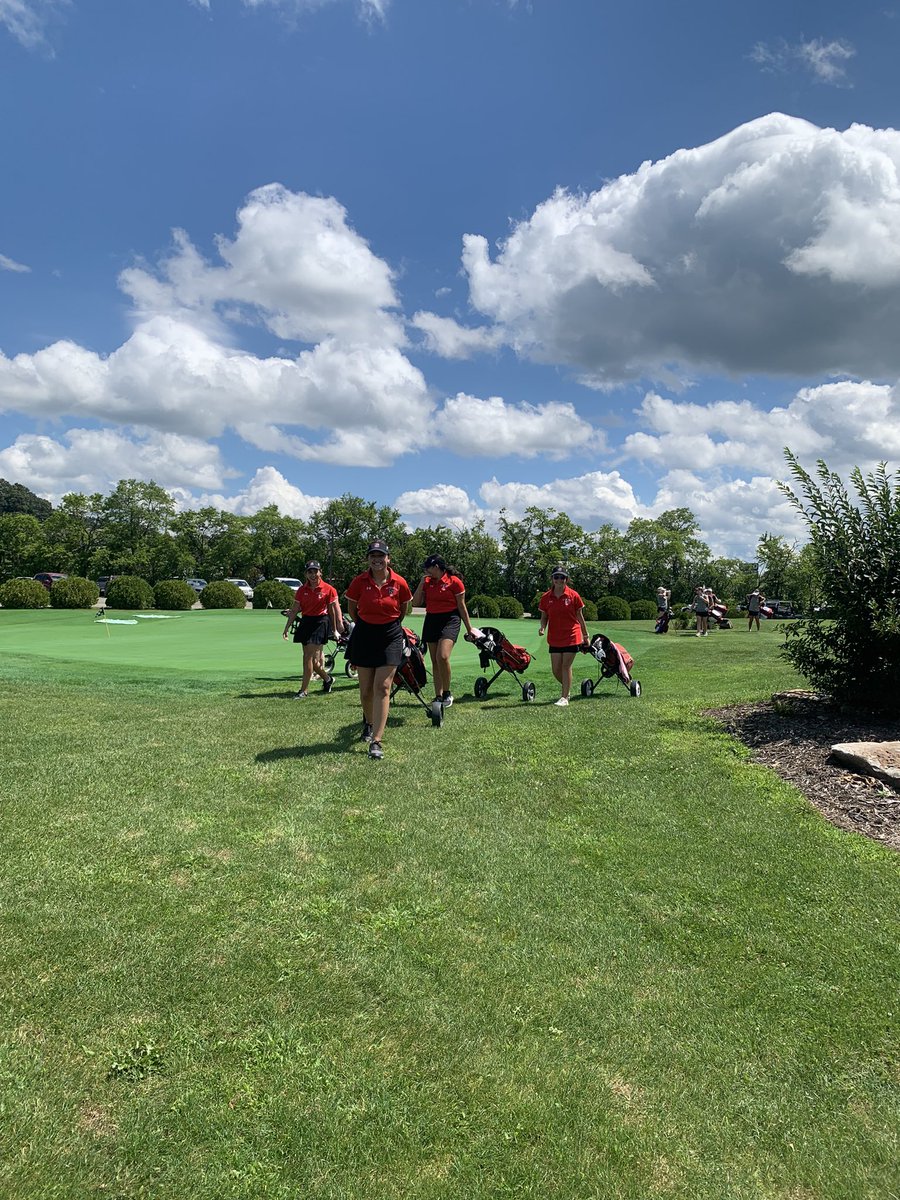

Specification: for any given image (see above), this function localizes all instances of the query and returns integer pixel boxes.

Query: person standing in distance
[410,554,474,708]
[538,567,589,707]
[344,540,413,761]
[282,561,343,698]
[747,588,765,631]
[692,585,710,637]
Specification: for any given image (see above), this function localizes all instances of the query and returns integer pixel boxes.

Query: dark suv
[96,575,121,597]
[33,572,67,590]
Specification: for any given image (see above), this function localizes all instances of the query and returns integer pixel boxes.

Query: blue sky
[2,0,899,557]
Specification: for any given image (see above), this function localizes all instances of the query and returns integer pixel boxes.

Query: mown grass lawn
[1,610,897,1199]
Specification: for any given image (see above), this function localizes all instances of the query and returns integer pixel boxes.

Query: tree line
[0,477,819,608]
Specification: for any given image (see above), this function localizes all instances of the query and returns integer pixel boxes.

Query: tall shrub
[780,454,900,714]
[154,580,197,611]
[581,599,598,622]
[0,578,49,608]
[629,599,657,620]
[495,595,524,619]
[50,576,99,609]
[200,580,246,609]
[252,580,295,610]
[106,575,155,610]
[596,596,631,621]
[469,594,499,619]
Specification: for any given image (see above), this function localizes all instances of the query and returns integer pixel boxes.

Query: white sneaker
[554,697,569,707]
[292,690,308,699]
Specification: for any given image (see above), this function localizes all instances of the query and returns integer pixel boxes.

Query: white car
[274,577,302,591]
[226,578,254,600]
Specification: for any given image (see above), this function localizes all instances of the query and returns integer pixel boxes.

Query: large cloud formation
[422,114,900,384]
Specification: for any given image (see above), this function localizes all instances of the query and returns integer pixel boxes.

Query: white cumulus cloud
[394,483,482,529]
[432,392,604,459]
[184,466,330,519]
[450,114,900,384]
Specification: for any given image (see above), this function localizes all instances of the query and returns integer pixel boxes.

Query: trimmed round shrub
[252,579,296,610]
[629,599,657,621]
[527,591,544,618]
[595,595,631,621]
[469,594,500,619]
[495,595,524,619]
[154,579,198,610]
[50,576,99,609]
[200,580,246,609]
[0,578,50,608]
[581,598,598,622]
[106,575,155,610]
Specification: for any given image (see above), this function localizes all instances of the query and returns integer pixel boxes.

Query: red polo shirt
[293,581,338,617]
[345,569,412,624]
[423,573,465,614]
[539,586,585,646]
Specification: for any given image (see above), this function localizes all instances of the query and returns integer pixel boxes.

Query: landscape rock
[830,742,900,791]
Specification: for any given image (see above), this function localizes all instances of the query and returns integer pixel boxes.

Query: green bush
[49,576,99,609]
[106,575,155,610]
[200,580,246,609]
[251,580,296,610]
[629,599,657,620]
[595,595,631,621]
[581,599,598,622]
[780,455,900,714]
[495,595,524,619]
[469,594,500,619]
[154,580,198,611]
[0,578,50,608]
[527,591,545,618]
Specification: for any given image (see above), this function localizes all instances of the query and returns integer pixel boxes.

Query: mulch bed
[709,693,900,851]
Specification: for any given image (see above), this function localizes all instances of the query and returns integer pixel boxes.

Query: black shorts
[346,617,404,668]
[422,612,461,644]
[293,615,328,645]
[548,644,579,656]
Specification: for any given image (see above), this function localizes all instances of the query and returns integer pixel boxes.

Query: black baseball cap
[367,539,389,555]
[423,555,442,569]
[551,568,569,578]
[305,560,321,571]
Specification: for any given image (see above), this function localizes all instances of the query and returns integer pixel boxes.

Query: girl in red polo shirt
[282,561,344,698]
[538,567,589,707]
[344,539,413,761]
[410,554,474,708]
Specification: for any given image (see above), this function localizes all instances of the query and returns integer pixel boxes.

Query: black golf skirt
[548,643,580,655]
[293,615,328,646]
[346,617,404,668]
[422,612,461,644]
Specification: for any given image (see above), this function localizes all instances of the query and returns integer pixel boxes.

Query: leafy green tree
[0,513,47,580]
[0,478,52,520]
[620,508,709,602]
[756,533,798,599]
[42,493,106,577]
[780,454,900,714]
[306,495,407,586]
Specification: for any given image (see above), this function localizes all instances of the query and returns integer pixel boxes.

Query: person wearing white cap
[282,561,343,697]
[344,540,413,760]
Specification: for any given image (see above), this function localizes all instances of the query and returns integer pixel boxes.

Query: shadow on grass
[256,709,433,761]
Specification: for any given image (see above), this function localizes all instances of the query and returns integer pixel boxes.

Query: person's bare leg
[370,665,396,743]
[357,667,375,725]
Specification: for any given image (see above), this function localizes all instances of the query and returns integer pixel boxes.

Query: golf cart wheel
[323,653,336,672]
[522,682,536,703]
[430,699,444,728]
[344,661,358,679]
[474,677,488,699]
[630,679,642,698]
[581,678,594,699]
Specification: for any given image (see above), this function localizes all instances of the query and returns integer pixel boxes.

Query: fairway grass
[1,611,898,1199]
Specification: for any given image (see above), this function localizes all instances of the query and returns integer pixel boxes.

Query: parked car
[185,578,207,593]
[274,577,302,591]
[33,572,67,590]
[226,578,254,600]
[767,599,797,618]
[96,575,121,597]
